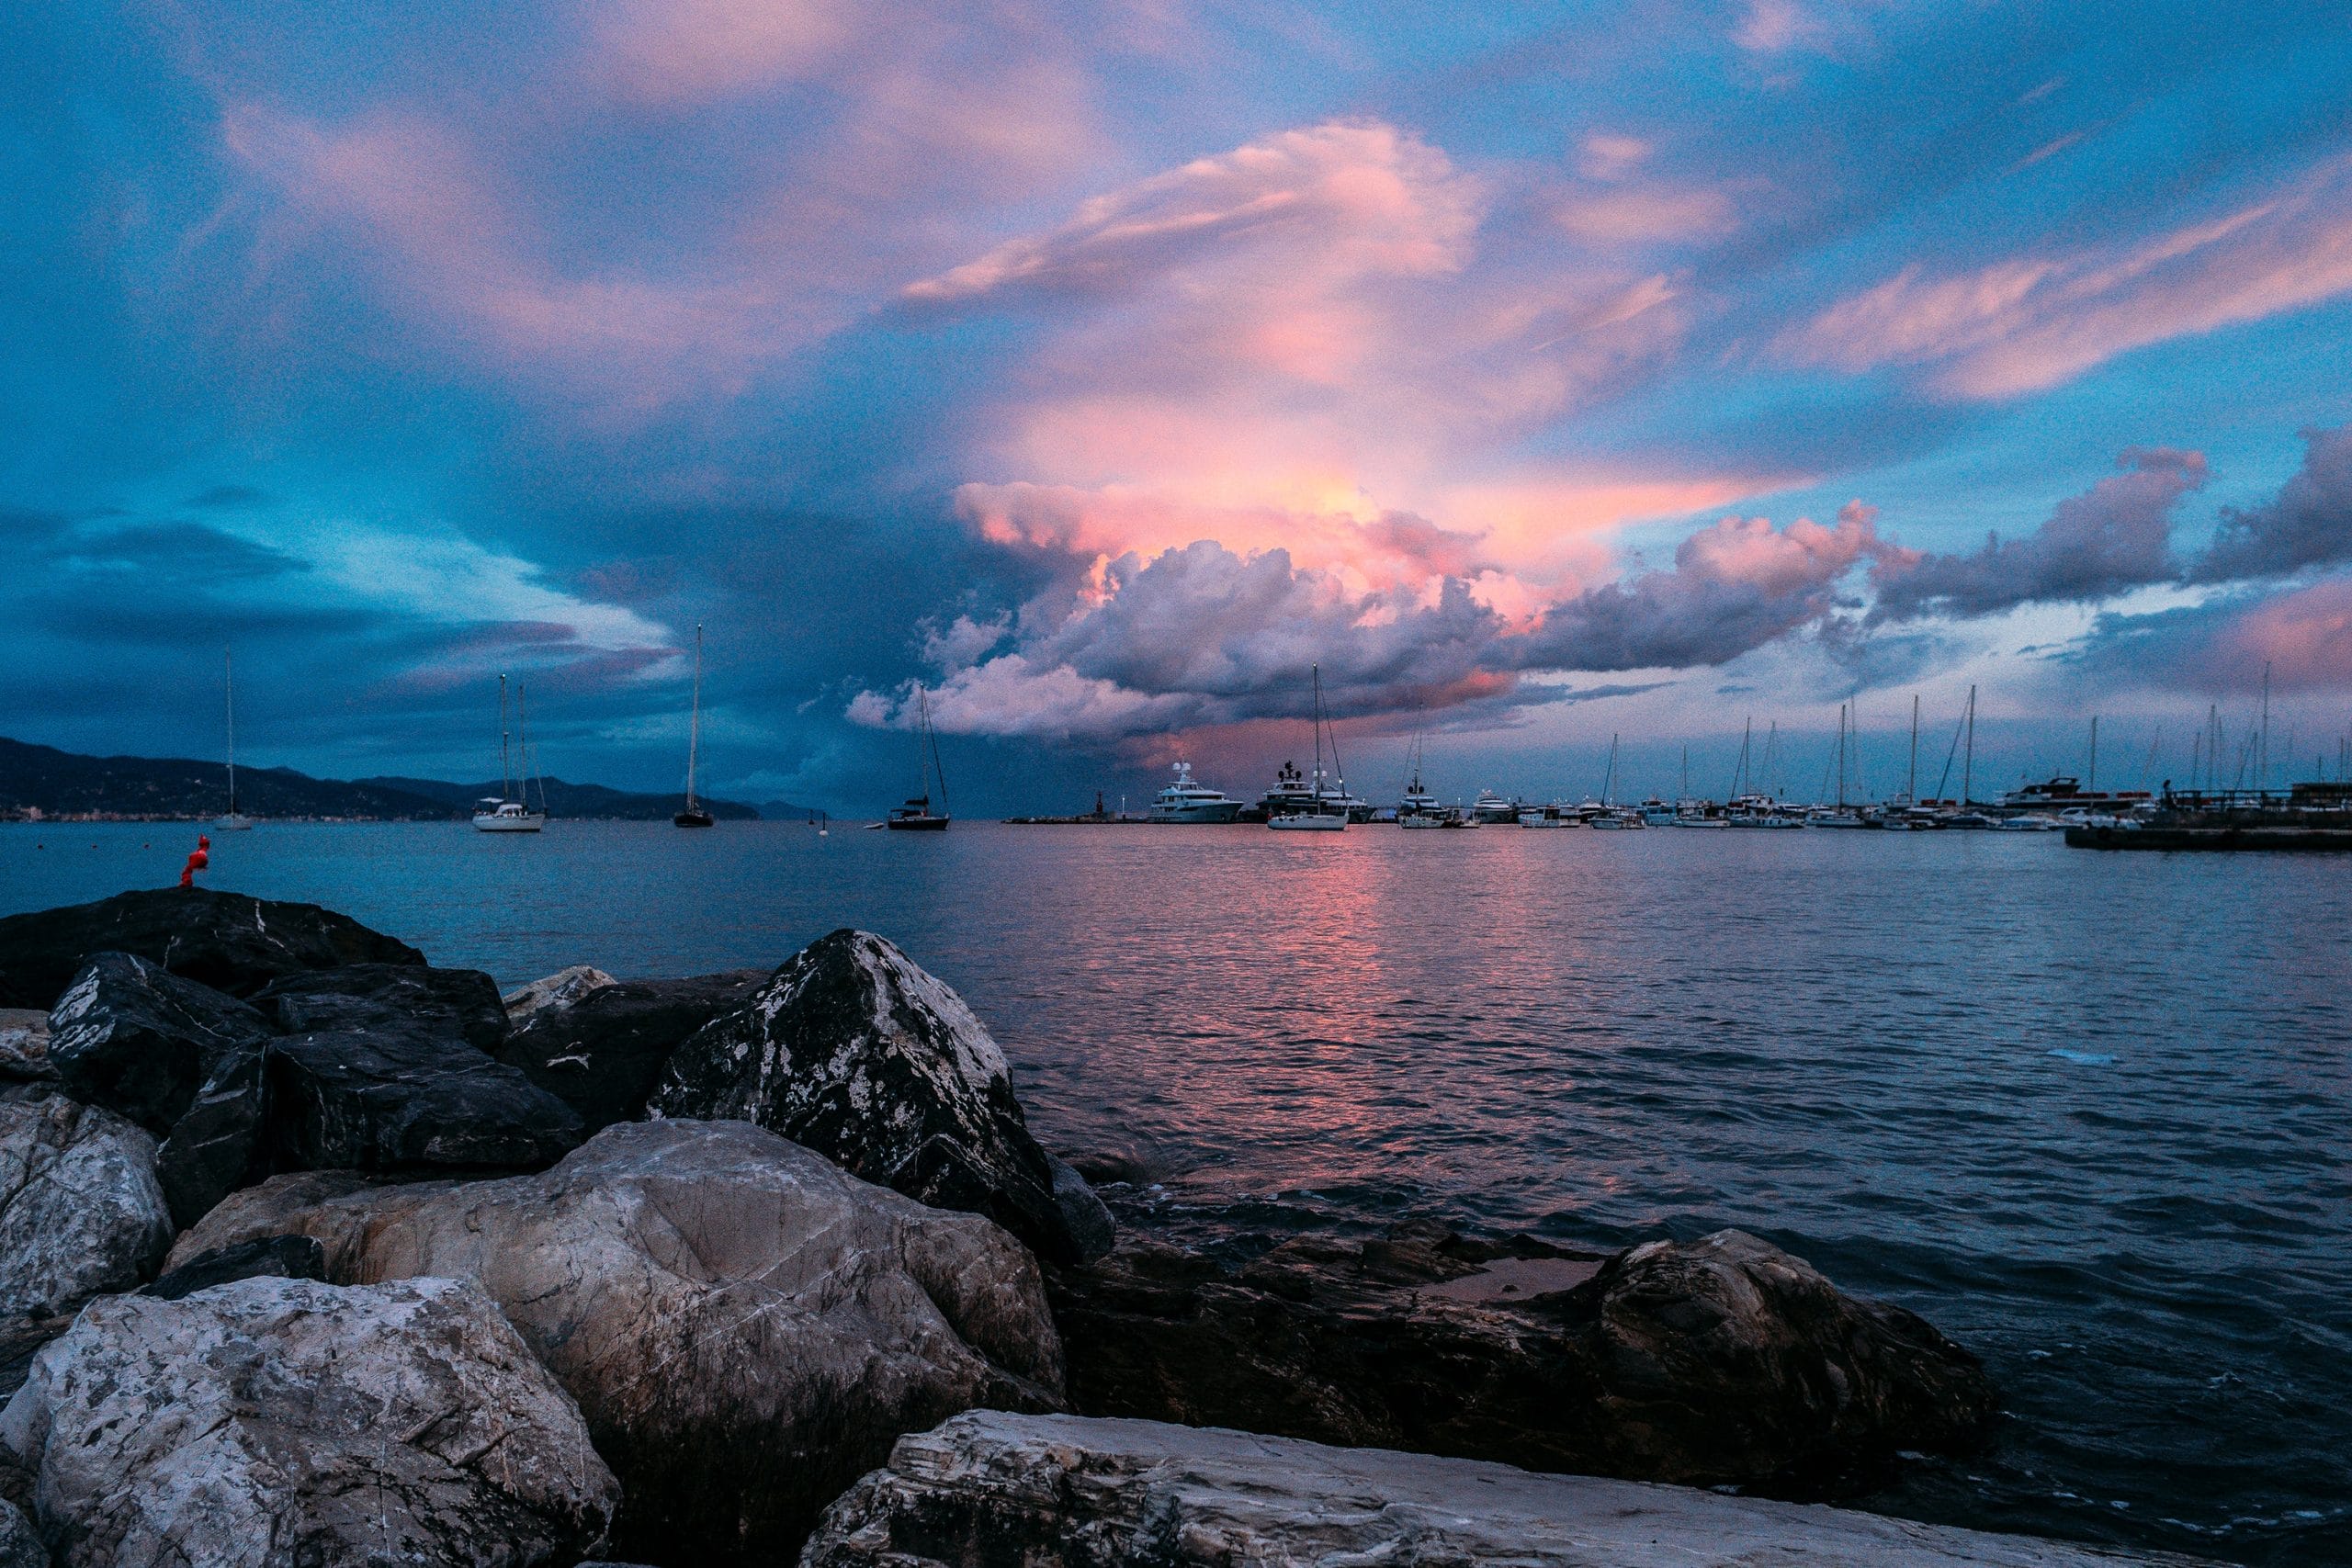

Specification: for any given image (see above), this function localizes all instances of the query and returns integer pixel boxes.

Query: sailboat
[473,674,548,832]
[887,688,949,829]
[1269,665,1347,830]
[217,648,254,830]
[674,624,715,829]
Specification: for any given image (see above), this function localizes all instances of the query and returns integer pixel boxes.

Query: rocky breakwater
[0,885,2123,1567]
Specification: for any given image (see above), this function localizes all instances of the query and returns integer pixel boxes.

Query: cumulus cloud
[851,507,1884,740]
[1869,448,2207,622]
[2191,424,2352,583]
[1779,156,2352,398]
[1519,502,1890,669]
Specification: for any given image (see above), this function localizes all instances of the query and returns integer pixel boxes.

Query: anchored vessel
[1269,666,1350,831]
[1149,762,1243,823]
[675,623,715,828]
[888,688,950,830]
[473,674,548,832]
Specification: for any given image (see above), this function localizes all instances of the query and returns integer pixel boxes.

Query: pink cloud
[1554,186,1738,245]
[1780,155,2352,398]
[2208,576,2352,692]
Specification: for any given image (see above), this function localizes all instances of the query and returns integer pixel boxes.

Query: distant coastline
[0,737,787,822]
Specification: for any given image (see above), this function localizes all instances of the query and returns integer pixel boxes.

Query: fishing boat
[1149,761,1243,823]
[1269,665,1349,831]
[472,675,548,832]
[217,648,254,830]
[674,624,716,828]
[887,688,950,830]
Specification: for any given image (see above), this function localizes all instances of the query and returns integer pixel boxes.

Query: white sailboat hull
[473,813,546,832]
[1268,813,1347,831]
[215,814,254,831]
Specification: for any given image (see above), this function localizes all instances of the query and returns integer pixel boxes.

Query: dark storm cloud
[1869,448,2206,622]
[2189,424,2352,583]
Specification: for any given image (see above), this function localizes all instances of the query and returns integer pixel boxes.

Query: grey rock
[650,930,1112,1263]
[501,964,616,1023]
[0,1498,39,1568]
[141,1234,330,1300]
[0,887,424,1010]
[254,963,511,1052]
[0,1096,172,1321]
[265,1027,584,1174]
[806,1411,2204,1568]
[0,1275,618,1568]
[1049,1224,1998,1498]
[0,1014,50,1084]
[171,1119,1067,1566]
[493,969,766,1131]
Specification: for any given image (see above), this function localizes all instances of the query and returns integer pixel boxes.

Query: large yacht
[1149,761,1243,823]
[1996,775,2154,815]
[1469,789,1520,824]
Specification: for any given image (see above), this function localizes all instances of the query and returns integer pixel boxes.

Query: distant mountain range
[0,738,770,821]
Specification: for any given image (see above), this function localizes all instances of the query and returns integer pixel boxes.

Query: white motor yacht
[472,797,546,832]
[1470,789,1520,824]
[1516,803,1578,827]
[1150,761,1243,823]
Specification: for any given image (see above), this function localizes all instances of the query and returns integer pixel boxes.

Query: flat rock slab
[806,1410,2210,1568]
[266,1027,584,1173]
[1419,1256,1602,1303]
[254,964,511,1053]
[0,1275,619,1568]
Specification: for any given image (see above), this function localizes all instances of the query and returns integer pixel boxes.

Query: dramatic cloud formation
[1870,448,2208,622]
[2077,574,2352,697]
[853,507,1887,739]
[1781,158,2352,399]
[2191,425,2352,582]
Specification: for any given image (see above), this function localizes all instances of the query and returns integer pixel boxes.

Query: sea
[3,818,2346,1566]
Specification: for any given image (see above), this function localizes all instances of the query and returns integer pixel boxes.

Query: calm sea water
[4,819,2346,1564]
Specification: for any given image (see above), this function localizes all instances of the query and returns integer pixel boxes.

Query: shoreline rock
[170,1118,1067,1566]
[804,1410,2207,1568]
[0,1096,172,1325]
[494,968,765,1131]
[1,1276,618,1567]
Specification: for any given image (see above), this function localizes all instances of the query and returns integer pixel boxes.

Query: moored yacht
[472,674,548,832]
[1149,761,1243,823]
[1267,664,1351,831]
[1469,789,1519,824]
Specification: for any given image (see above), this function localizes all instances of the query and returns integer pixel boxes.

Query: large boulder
[1048,1224,1997,1497]
[265,1028,584,1174]
[804,1411,2189,1568]
[0,887,424,1010]
[47,953,277,1226]
[254,963,511,1052]
[170,1119,1067,1566]
[0,1096,173,1322]
[649,931,1112,1263]
[494,969,766,1131]
[46,953,274,1135]
[0,1500,39,1568]
[0,1276,619,1568]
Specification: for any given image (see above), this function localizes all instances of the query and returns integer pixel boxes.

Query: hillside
[0,738,757,821]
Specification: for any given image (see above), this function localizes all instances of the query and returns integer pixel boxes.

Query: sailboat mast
[1836,704,1847,808]
[685,624,704,812]
[926,691,949,817]
[1908,694,1919,801]
[224,648,238,815]
[2259,660,2272,791]
[1311,664,1326,792]
[1603,733,1618,806]
[1962,684,1976,806]
[498,674,513,804]
[2088,714,2098,794]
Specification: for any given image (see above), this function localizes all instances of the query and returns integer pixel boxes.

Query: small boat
[1637,796,1677,826]
[887,688,950,830]
[1590,806,1646,829]
[473,674,548,832]
[674,624,715,828]
[1149,761,1243,823]
[217,648,254,830]
[1268,665,1349,831]
[1804,807,1867,829]
[1517,803,1579,827]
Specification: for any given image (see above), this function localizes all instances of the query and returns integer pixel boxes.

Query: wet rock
[1047,1224,1996,1497]
[649,930,1112,1263]
[45,953,274,1135]
[254,963,511,1052]
[141,1233,331,1300]
[0,1013,50,1084]
[803,1410,2177,1568]
[0,1499,39,1568]
[0,1096,173,1322]
[0,1276,619,1568]
[0,886,424,1010]
[501,964,616,1023]
[493,969,765,1131]
[171,1118,1067,1567]
[265,1027,584,1174]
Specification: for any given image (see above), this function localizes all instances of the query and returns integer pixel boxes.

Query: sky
[6,0,2351,813]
